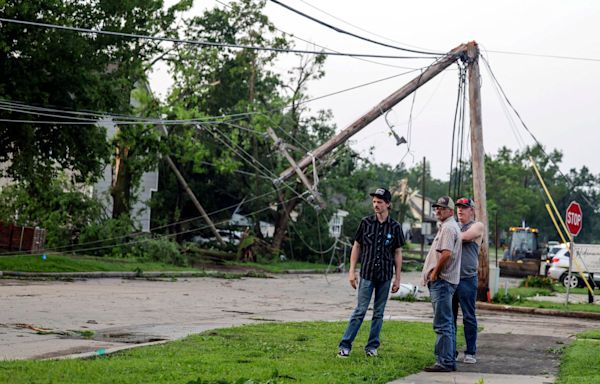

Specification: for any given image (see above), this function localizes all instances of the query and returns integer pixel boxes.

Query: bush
[520,275,555,291]
[491,292,522,304]
[130,237,186,266]
[0,180,103,248]
[77,214,135,257]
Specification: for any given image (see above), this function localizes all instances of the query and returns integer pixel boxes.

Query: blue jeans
[339,278,392,351]
[429,279,457,369]
[452,275,478,355]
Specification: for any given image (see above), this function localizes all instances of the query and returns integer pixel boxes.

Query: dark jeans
[339,278,392,352]
[429,279,458,369]
[452,275,478,355]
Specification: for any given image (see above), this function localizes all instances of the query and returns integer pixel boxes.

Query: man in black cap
[452,197,484,364]
[337,187,405,358]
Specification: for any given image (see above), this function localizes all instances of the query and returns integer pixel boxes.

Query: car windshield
[548,246,562,256]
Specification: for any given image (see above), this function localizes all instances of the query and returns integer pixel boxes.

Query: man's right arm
[348,241,360,289]
[461,221,484,244]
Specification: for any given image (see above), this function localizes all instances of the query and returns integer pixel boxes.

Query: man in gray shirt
[452,197,484,364]
[421,196,462,372]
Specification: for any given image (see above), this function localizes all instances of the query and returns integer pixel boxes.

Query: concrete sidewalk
[388,333,561,384]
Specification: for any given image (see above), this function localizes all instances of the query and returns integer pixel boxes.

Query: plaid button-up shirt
[354,215,405,282]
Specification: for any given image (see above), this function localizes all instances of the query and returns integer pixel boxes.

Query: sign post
[565,201,583,304]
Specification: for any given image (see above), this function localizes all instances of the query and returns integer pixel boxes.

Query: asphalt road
[1,271,597,364]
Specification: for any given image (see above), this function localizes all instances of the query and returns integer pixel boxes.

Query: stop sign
[566,201,583,237]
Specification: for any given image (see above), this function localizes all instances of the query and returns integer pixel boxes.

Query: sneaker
[365,349,378,357]
[463,354,477,364]
[337,348,350,358]
[423,364,453,372]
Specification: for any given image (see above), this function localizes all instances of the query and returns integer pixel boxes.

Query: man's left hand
[391,280,400,293]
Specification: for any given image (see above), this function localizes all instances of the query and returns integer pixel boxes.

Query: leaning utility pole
[158,125,225,246]
[277,43,469,183]
[467,41,490,301]
[164,156,225,246]
[273,41,491,300]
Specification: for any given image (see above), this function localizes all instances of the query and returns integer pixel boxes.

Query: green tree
[0,176,103,247]
[0,1,188,189]
[482,144,600,244]
[153,0,290,244]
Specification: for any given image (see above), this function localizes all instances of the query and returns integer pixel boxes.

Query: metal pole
[495,210,498,267]
[421,156,426,260]
[566,241,574,305]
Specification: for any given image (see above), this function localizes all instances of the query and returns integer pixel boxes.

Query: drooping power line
[0,17,438,60]
[268,0,444,56]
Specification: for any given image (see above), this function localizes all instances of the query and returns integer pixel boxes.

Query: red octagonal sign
[566,201,583,237]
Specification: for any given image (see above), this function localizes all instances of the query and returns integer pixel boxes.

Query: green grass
[507,287,556,298]
[228,260,331,273]
[492,286,600,313]
[556,330,600,384]
[0,321,448,384]
[0,254,195,273]
[516,301,600,313]
[553,285,596,295]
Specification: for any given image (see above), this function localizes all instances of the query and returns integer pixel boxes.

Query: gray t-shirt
[460,220,480,279]
[421,216,462,285]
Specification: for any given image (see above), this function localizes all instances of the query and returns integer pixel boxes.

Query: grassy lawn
[0,255,340,275]
[0,321,445,384]
[0,254,195,273]
[227,260,331,273]
[554,285,596,295]
[493,286,600,313]
[556,330,600,384]
[517,301,600,313]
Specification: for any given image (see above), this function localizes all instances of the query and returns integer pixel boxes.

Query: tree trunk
[271,193,302,251]
[111,146,131,220]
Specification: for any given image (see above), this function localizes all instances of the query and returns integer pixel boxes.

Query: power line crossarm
[266,127,326,209]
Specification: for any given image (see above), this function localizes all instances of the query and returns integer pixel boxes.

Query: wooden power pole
[272,41,491,300]
[164,156,225,246]
[467,41,490,301]
[277,43,469,183]
[158,125,225,246]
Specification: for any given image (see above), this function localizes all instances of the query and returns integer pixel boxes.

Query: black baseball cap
[432,196,455,210]
[369,187,391,203]
[456,197,474,208]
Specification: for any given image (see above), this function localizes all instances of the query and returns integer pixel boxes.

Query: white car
[546,248,600,288]
[191,230,242,246]
[545,243,566,261]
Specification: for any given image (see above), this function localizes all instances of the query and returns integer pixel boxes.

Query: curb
[477,301,600,320]
[0,270,269,279]
[44,340,171,361]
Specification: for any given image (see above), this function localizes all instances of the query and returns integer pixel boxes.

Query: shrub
[491,292,522,305]
[520,275,555,291]
[0,180,103,248]
[77,214,135,257]
[130,237,186,266]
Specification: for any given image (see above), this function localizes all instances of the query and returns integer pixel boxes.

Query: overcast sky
[153,0,600,181]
